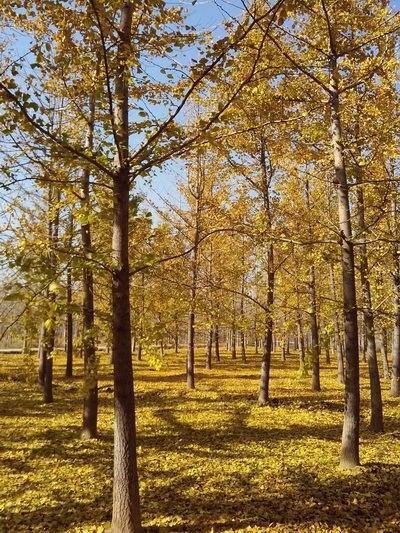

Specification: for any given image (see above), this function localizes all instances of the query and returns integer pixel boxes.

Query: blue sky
[142,0,400,216]
[2,0,399,218]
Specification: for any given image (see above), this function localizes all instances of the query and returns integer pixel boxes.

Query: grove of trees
[0,1,399,532]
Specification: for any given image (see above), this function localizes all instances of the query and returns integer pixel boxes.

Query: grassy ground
[0,349,399,532]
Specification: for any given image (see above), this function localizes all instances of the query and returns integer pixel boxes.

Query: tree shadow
[140,462,400,532]
[1,492,113,532]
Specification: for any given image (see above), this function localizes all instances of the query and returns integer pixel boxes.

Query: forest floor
[0,349,399,533]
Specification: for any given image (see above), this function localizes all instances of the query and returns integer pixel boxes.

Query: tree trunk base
[81,428,98,440]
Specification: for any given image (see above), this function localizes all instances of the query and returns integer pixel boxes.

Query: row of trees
[0,1,399,531]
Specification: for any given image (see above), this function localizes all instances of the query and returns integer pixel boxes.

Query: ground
[0,349,399,532]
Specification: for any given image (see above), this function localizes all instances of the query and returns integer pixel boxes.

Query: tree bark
[309,266,321,391]
[254,335,259,355]
[258,135,274,405]
[325,337,331,365]
[391,243,400,397]
[330,57,360,468]
[38,323,45,387]
[329,263,345,384]
[186,155,203,389]
[240,266,246,363]
[258,249,274,405]
[174,314,179,354]
[297,309,306,376]
[187,239,199,388]
[214,324,220,362]
[380,328,390,380]
[206,325,213,370]
[231,327,237,359]
[81,94,98,439]
[41,185,60,404]
[65,259,73,378]
[111,3,141,531]
[355,165,383,432]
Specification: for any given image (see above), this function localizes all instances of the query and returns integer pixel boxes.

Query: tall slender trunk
[330,57,360,468]
[391,240,400,397]
[281,341,286,362]
[355,165,383,432]
[214,324,220,362]
[240,331,246,362]
[309,266,321,391]
[186,153,204,389]
[259,244,274,405]
[65,214,73,379]
[111,3,141,531]
[360,318,367,363]
[187,224,199,389]
[258,135,274,405]
[206,325,213,370]
[41,185,60,403]
[22,326,28,354]
[80,94,98,439]
[231,328,237,359]
[137,272,145,361]
[297,309,306,376]
[240,271,246,363]
[304,180,320,390]
[38,323,45,387]
[325,337,331,365]
[380,328,390,380]
[42,322,54,404]
[254,335,259,355]
[329,263,345,383]
[174,313,179,354]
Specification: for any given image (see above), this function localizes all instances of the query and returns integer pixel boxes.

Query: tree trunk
[65,280,73,378]
[258,249,274,406]
[240,332,246,363]
[297,310,306,376]
[187,307,196,388]
[231,327,237,359]
[42,326,54,404]
[240,269,246,363]
[325,337,331,365]
[174,316,179,354]
[258,135,274,405]
[380,328,390,380]
[65,211,74,378]
[206,325,213,370]
[214,324,220,362]
[330,58,360,468]
[355,166,383,432]
[138,272,145,361]
[391,243,400,397]
[254,335,259,355]
[38,324,45,387]
[80,94,98,439]
[309,266,321,391]
[111,3,141,531]
[361,320,367,363]
[42,185,60,404]
[329,263,345,384]
[186,174,201,389]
